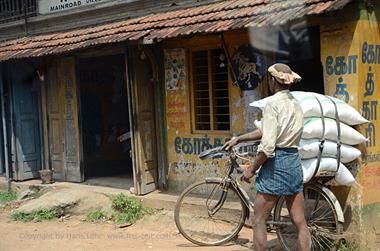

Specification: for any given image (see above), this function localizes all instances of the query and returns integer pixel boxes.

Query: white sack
[303,118,367,145]
[250,95,272,109]
[291,91,368,125]
[254,119,262,130]
[302,158,355,186]
[254,118,367,145]
[299,139,361,163]
[249,91,368,125]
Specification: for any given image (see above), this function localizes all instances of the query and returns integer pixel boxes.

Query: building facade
[0,0,379,248]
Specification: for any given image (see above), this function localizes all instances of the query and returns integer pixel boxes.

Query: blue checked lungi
[256,148,303,196]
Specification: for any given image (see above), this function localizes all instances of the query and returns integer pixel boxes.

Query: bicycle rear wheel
[274,184,343,251]
[174,180,247,246]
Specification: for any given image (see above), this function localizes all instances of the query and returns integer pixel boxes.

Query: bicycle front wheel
[274,184,343,251]
[174,180,247,246]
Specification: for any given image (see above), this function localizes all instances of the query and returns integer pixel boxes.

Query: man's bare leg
[253,193,278,251]
[285,192,312,251]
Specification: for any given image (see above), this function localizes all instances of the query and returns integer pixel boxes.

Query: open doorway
[78,54,133,189]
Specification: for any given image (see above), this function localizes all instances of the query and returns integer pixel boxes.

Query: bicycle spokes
[206,183,228,216]
[174,180,247,246]
[275,184,342,251]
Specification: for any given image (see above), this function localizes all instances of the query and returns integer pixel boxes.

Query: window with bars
[0,0,37,24]
[192,48,230,131]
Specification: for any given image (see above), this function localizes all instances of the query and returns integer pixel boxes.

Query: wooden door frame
[34,61,45,179]
[4,63,17,180]
[125,46,163,195]
[40,60,51,174]
[124,49,139,192]
[0,64,9,179]
[75,55,85,182]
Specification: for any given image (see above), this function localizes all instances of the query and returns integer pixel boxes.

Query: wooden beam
[0,64,9,180]
[39,63,50,171]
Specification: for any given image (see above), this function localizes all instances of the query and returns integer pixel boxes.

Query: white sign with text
[38,0,114,14]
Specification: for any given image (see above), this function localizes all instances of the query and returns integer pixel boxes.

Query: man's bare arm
[242,152,267,182]
[223,129,262,150]
[236,129,262,142]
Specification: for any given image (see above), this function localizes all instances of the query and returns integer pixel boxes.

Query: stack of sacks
[250,91,368,186]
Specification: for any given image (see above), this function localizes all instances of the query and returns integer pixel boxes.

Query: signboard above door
[38,0,115,14]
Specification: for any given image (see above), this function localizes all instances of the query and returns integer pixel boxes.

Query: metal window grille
[211,48,230,131]
[192,48,230,131]
[193,50,211,131]
[0,0,37,24]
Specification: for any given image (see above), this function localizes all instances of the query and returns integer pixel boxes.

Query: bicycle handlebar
[198,146,225,160]
[199,141,260,160]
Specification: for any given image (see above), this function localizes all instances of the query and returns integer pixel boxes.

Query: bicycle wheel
[274,184,343,251]
[174,180,247,246]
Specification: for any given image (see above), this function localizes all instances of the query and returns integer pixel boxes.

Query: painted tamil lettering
[325,54,358,103]
[362,42,380,65]
[325,55,358,75]
[361,42,378,148]
[174,136,229,155]
[334,77,349,103]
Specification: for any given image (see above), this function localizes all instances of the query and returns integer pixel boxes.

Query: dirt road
[0,207,263,251]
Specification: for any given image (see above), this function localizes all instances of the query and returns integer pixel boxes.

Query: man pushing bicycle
[223,63,312,251]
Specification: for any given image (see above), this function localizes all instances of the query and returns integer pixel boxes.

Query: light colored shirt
[257,90,304,158]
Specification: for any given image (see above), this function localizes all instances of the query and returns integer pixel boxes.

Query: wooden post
[0,65,10,182]
[39,64,50,171]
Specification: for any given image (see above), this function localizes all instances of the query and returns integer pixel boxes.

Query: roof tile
[0,0,352,61]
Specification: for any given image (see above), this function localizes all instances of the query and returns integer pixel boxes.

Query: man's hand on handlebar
[240,166,256,184]
[240,152,268,184]
[223,136,239,151]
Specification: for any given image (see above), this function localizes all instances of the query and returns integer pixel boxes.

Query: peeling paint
[171,159,223,178]
[231,113,238,128]
[242,89,262,132]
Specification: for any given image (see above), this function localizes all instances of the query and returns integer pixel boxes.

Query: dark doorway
[78,55,132,182]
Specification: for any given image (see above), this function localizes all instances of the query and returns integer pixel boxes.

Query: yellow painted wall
[321,3,380,248]
[321,16,380,204]
[163,31,264,192]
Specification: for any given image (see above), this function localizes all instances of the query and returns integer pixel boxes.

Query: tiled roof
[0,0,352,61]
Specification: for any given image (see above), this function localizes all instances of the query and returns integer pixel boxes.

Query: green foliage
[112,211,134,224]
[111,193,142,212]
[0,190,17,205]
[111,193,143,224]
[339,240,359,251]
[142,207,156,216]
[86,210,109,222]
[11,208,60,222]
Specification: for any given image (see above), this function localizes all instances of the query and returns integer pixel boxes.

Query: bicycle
[174,142,345,250]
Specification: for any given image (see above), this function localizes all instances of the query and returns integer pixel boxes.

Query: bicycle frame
[204,152,345,228]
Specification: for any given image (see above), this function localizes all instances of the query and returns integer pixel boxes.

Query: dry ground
[0,202,264,251]
[0,179,282,251]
